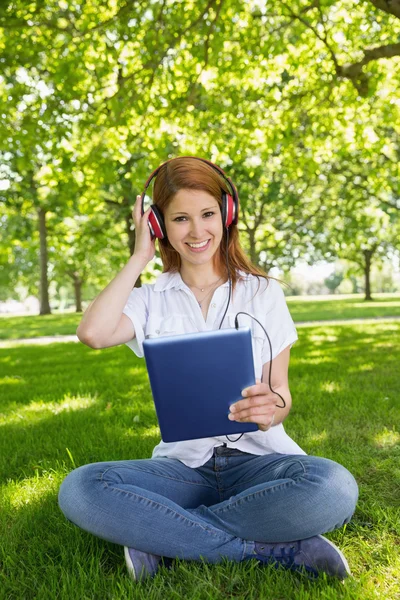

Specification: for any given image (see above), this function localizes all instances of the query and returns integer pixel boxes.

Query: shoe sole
[316,535,352,577]
[124,546,137,581]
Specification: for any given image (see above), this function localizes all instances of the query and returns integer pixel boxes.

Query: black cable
[216,228,242,442]
[218,228,243,443]
[216,222,287,442]
[218,227,285,442]
[234,312,286,410]
[218,227,231,330]
[224,311,286,443]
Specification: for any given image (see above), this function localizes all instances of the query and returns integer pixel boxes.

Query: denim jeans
[58,447,358,564]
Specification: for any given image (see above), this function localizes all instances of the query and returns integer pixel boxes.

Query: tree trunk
[71,272,83,312]
[247,228,257,265]
[38,206,51,315]
[363,249,374,301]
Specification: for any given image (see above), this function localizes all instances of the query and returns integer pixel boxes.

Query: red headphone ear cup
[148,206,166,239]
[231,194,239,225]
[222,193,235,228]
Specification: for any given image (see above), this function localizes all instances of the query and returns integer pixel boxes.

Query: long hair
[153,157,270,291]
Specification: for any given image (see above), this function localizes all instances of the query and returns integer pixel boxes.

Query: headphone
[140,156,239,239]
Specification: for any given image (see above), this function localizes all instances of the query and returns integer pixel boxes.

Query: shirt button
[155,329,160,334]
[211,303,216,308]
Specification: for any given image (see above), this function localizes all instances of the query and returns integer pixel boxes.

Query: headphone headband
[141,156,239,238]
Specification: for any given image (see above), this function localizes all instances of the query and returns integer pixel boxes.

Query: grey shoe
[253,534,351,579]
[124,546,163,581]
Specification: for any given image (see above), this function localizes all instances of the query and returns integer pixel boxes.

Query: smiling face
[163,188,223,270]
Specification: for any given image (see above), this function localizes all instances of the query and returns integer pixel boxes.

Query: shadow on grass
[0,321,398,599]
[1,323,399,515]
[0,486,131,599]
[2,488,361,600]
[287,294,400,322]
[0,312,81,340]
[0,406,161,482]
[0,342,149,411]
[0,342,161,482]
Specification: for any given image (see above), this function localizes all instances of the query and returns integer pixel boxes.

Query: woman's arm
[261,345,292,426]
[77,253,148,348]
[77,197,155,348]
[228,345,293,430]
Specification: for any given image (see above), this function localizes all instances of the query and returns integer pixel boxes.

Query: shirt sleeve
[258,278,298,363]
[122,285,148,358]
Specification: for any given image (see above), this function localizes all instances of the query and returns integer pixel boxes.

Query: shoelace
[256,542,318,577]
[264,545,297,566]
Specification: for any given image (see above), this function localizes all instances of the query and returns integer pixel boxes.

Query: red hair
[153,157,270,292]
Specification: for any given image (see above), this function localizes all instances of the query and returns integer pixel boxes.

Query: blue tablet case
[143,327,258,443]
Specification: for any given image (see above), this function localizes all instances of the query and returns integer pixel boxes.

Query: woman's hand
[228,379,276,432]
[132,194,156,264]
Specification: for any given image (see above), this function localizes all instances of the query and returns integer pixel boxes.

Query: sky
[269,261,336,280]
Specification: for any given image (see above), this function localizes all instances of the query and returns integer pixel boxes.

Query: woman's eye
[173,212,215,222]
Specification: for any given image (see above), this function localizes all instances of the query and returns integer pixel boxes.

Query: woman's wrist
[131,252,151,270]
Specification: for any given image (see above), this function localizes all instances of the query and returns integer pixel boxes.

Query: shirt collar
[153,270,249,292]
[154,271,186,292]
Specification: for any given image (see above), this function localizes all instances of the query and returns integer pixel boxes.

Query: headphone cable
[218,227,231,330]
[220,228,285,442]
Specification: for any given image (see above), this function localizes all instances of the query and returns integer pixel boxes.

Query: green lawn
[286,292,400,322]
[1,292,400,341]
[0,315,399,599]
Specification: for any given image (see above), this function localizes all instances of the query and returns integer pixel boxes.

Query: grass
[0,309,399,599]
[286,293,400,322]
[1,292,400,341]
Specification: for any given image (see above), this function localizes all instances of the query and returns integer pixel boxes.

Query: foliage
[0,0,399,306]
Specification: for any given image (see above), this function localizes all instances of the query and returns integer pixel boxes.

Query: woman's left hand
[228,379,276,432]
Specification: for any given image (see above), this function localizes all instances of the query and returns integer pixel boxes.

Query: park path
[0,315,399,348]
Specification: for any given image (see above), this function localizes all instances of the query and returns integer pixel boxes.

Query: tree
[1,0,399,309]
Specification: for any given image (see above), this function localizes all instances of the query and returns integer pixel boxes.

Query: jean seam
[213,460,307,515]
[102,481,233,541]
[222,457,307,496]
[99,466,215,491]
[214,480,297,515]
[241,539,251,560]
[222,467,306,494]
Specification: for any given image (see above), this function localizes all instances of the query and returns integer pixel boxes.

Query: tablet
[143,327,258,443]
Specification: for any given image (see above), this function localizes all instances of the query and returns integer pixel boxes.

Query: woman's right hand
[132,195,156,264]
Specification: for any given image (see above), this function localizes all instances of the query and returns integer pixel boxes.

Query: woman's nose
[190,218,205,238]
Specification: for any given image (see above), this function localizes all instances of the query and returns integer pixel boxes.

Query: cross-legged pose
[59,157,358,582]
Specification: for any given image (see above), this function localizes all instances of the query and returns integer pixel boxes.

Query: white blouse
[122,270,306,468]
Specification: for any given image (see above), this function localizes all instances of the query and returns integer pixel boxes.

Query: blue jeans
[58,447,358,564]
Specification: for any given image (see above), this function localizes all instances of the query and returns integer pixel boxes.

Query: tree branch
[281,0,400,96]
[186,0,224,105]
[281,2,341,73]
[338,41,400,80]
[369,0,400,19]
[104,0,220,107]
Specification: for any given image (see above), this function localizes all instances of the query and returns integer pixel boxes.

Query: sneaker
[253,534,351,579]
[124,546,163,581]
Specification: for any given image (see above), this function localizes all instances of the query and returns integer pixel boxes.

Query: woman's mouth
[185,239,211,253]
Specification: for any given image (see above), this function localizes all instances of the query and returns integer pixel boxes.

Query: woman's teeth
[187,240,209,248]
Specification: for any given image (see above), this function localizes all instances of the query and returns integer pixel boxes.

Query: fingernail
[228,413,235,420]
[241,389,247,397]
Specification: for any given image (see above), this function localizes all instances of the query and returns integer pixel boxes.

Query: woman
[59,157,358,582]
